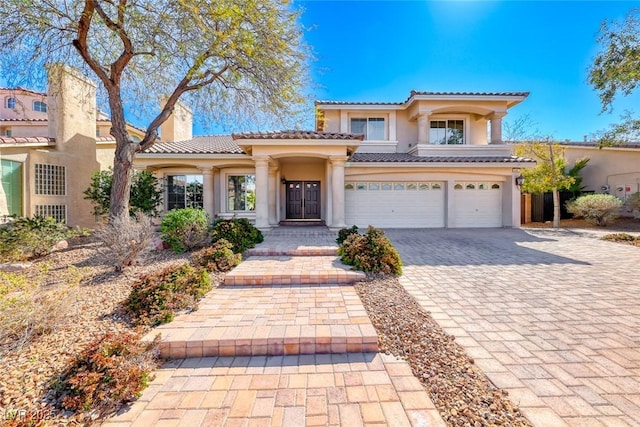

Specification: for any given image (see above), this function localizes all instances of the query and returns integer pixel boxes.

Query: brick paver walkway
[386,228,640,426]
[107,227,446,426]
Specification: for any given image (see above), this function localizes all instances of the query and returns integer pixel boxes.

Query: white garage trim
[452,181,502,227]
[345,181,445,228]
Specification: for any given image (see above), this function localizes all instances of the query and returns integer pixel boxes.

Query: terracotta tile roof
[562,142,640,149]
[0,87,47,97]
[409,90,530,98]
[349,152,535,163]
[314,100,402,106]
[144,135,245,154]
[232,130,365,141]
[0,136,55,145]
[96,136,116,142]
[0,118,48,122]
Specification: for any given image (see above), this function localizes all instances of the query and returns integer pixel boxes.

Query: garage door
[452,182,502,227]
[345,181,445,228]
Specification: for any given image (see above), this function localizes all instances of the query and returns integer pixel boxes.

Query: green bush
[83,169,163,218]
[336,225,359,245]
[338,225,403,275]
[160,208,210,253]
[210,218,263,253]
[0,215,84,262]
[566,194,623,226]
[125,263,211,326]
[55,331,159,417]
[191,239,241,272]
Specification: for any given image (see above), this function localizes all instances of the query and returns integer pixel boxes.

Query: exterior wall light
[281,177,287,185]
[515,174,525,188]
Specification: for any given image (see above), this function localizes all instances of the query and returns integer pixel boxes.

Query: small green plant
[566,194,623,226]
[338,225,403,275]
[84,169,163,218]
[0,215,83,262]
[95,213,154,271]
[191,239,241,272]
[125,263,211,326]
[336,225,359,245]
[55,331,159,417]
[160,208,210,253]
[210,218,263,253]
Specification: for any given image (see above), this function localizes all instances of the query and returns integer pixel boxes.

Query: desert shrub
[210,218,263,253]
[566,194,623,226]
[0,267,80,355]
[601,233,637,242]
[338,225,403,275]
[336,225,359,245]
[191,239,241,272]
[125,263,211,326]
[160,208,210,253]
[95,214,154,271]
[55,331,159,417]
[84,169,163,218]
[0,215,84,262]
[627,192,640,212]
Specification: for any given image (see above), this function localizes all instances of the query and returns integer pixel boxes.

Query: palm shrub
[210,218,263,253]
[566,194,623,226]
[160,208,210,253]
[125,263,211,326]
[191,239,241,272]
[338,225,402,275]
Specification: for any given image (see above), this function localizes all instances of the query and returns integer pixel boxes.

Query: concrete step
[144,285,378,359]
[224,255,363,286]
[245,246,338,257]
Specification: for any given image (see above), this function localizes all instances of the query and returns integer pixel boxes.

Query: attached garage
[345,181,445,228]
[451,182,502,227]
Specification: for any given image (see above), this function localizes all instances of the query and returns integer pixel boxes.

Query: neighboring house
[137,91,534,229]
[1,65,535,229]
[0,66,145,226]
[562,142,640,215]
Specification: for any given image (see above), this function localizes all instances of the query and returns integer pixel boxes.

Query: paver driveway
[385,228,640,427]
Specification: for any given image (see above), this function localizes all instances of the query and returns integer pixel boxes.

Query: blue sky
[294,0,640,141]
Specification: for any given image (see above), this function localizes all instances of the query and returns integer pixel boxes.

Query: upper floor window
[6,97,16,109]
[33,101,47,113]
[430,119,464,145]
[350,117,385,140]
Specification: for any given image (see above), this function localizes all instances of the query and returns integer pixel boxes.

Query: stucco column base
[254,157,270,229]
[330,156,347,229]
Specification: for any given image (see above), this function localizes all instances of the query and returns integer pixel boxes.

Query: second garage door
[345,181,445,228]
[452,182,503,227]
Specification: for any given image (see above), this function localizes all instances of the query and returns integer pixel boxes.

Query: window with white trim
[6,97,15,109]
[33,101,47,112]
[35,164,66,195]
[166,175,203,211]
[227,175,255,211]
[35,205,67,223]
[350,117,385,140]
[430,119,464,145]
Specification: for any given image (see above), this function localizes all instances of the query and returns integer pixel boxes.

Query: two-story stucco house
[1,65,535,229]
[138,91,534,229]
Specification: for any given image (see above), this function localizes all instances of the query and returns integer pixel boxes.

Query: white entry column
[254,156,270,229]
[490,112,506,144]
[200,167,215,219]
[330,156,348,228]
[268,165,278,226]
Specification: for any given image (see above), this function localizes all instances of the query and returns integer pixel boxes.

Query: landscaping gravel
[355,275,532,427]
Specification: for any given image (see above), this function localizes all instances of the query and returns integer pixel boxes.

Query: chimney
[46,64,97,151]
[584,135,588,142]
[160,100,193,142]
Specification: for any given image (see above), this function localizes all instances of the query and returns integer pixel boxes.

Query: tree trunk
[107,88,135,221]
[552,187,561,229]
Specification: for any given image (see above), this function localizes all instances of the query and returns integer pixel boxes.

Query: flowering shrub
[336,225,359,245]
[210,218,263,253]
[566,194,622,226]
[191,239,241,272]
[55,331,159,417]
[160,208,210,253]
[125,263,211,326]
[338,226,402,275]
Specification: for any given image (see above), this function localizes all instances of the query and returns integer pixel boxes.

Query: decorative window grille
[35,205,67,223]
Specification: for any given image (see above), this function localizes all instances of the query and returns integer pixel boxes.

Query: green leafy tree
[84,169,162,218]
[0,0,309,220]
[589,9,640,144]
[515,141,575,228]
[563,157,590,193]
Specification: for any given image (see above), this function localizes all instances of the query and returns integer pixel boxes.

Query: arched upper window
[33,101,47,112]
[6,97,15,109]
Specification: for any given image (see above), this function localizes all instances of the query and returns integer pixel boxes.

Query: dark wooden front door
[286,181,321,220]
